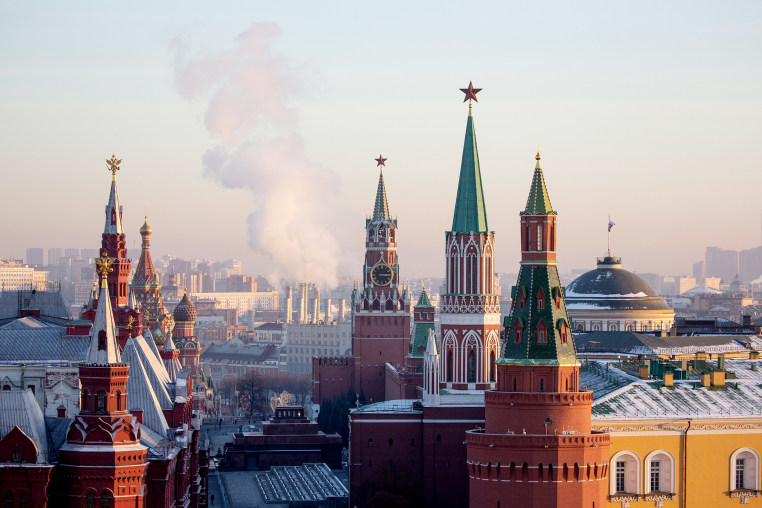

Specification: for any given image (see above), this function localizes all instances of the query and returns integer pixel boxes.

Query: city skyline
[1,2,761,288]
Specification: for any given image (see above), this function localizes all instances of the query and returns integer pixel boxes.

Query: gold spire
[106,154,122,181]
[535,151,542,169]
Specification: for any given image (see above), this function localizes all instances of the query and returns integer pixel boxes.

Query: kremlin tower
[81,156,142,347]
[439,83,501,390]
[173,292,200,375]
[351,156,411,403]
[56,255,148,506]
[465,153,610,508]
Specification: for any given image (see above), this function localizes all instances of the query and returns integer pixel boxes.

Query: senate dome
[173,292,197,323]
[566,254,674,332]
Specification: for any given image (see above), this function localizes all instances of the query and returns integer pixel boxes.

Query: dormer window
[537,289,545,310]
[518,291,526,311]
[98,330,107,351]
[537,321,548,344]
[12,449,21,462]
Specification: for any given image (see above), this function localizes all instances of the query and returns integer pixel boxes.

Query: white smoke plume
[173,23,356,289]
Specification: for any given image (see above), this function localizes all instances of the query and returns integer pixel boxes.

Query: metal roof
[0,390,49,463]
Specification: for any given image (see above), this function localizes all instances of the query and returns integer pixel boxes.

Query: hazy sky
[1,1,760,287]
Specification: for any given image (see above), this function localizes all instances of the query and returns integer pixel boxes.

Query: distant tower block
[339,299,346,322]
[299,283,308,323]
[325,298,332,323]
[286,286,293,323]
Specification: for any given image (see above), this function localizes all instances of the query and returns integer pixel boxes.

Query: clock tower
[351,156,411,403]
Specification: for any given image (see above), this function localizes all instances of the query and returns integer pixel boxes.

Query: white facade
[0,266,48,290]
[191,290,279,313]
[285,321,351,375]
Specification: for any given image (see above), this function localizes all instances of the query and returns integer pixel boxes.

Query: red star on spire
[460,81,482,103]
[375,154,387,167]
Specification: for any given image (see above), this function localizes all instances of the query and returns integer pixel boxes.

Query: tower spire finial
[459,81,482,112]
[106,154,122,181]
[372,155,391,221]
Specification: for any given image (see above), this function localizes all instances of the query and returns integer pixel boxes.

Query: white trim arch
[730,447,760,492]
[464,331,482,384]
[610,450,641,495]
[645,450,675,494]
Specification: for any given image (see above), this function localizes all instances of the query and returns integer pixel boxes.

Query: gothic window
[489,350,496,382]
[467,255,477,293]
[446,350,454,382]
[467,350,476,383]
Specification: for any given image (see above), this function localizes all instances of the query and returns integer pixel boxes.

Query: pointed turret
[451,108,489,233]
[87,278,121,364]
[502,152,575,364]
[409,286,436,358]
[524,152,553,214]
[372,167,391,221]
[104,178,124,236]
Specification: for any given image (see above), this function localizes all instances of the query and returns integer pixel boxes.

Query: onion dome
[139,216,152,236]
[566,255,672,312]
[173,292,197,323]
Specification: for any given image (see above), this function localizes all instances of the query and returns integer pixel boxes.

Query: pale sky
[1,1,760,286]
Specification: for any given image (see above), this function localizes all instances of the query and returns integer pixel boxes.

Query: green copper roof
[415,287,433,308]
[523,155,554,214]
[409,321,435,358]
[501,264,577,363]
[451,111,489,232]
[372,168,391,221]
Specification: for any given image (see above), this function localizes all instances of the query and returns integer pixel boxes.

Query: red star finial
[375,154,387,167]
[460,81,482,104]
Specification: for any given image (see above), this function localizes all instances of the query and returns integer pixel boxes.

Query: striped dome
[173,293,197,323]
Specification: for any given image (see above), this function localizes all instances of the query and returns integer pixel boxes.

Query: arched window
[85,494,95,508]
[730,448,760,491]
[642,323,650,332]
[645,450,675,494]
[592,323,601,332]
[489,350,496,382]
[610,451,641,495]
[609,323,619,332]
[100,493,111,508]
[467,350,476,383]
[626,323,634,332]
[115,390,122,411]
[98,330,107,351]
[446,349,454,382]
[97,392,105,412]
[537,320,547,344]
[576,323,584,332]
[561,322,568,345]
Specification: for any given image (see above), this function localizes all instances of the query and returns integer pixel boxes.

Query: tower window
[736,459,745,490]
[514,329,522,344]
[538,329,546,344]
[467,350,476,383]
[537,225,542,251]
[98,330,107,351]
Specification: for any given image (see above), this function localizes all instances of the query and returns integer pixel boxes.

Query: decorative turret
[422,330,440,406]
[174,291,200,374]
[466,152,609,508]
[99,155,131,308]
[439,83,501,390]
[409,286,435,359]
[56,255,148,506]
[130,216,171,337]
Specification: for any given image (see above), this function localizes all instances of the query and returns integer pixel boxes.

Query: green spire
[523,152,553,214]
[372,168,391,221]
[451,111,489,232]
[416,286,433,307]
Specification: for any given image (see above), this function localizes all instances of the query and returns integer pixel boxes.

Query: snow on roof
[122,338,170,436]
[352,399,421,414]
[0,390,49,463]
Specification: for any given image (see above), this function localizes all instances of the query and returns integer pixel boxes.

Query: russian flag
[608,219,615,232]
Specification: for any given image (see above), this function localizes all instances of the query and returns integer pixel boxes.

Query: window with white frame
[645,450,675,494]
[610,451,641,495]
[730,448,760,491]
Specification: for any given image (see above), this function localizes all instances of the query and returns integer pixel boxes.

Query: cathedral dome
[566,255,674,332]
[173,293,197,323]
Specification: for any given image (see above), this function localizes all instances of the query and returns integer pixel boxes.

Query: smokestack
[325,298,332,323]
[299,283,308,323]
[339,298,346,321]
[286,286,293,324]
[313,287,320,323]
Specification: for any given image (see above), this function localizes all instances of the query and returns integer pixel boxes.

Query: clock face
[370,263,394,287]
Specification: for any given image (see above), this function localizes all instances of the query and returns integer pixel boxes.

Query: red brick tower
[440,84,501,390]
[82,156,142,347]
[57,256,148,506]
[465,153,610,508]
[351,155,411,403]
[129,216,171,334]
[173,292,200,375]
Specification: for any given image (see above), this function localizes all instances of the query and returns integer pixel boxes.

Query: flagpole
[607,214,611,256]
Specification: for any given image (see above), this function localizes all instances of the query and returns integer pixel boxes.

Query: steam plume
[173,23,355,289]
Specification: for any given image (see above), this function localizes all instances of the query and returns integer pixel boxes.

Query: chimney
[57,405,68,418]
[313,287,320,324]
[325,298,332,323]
[286,286,293,324]
[339,299,346,321]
